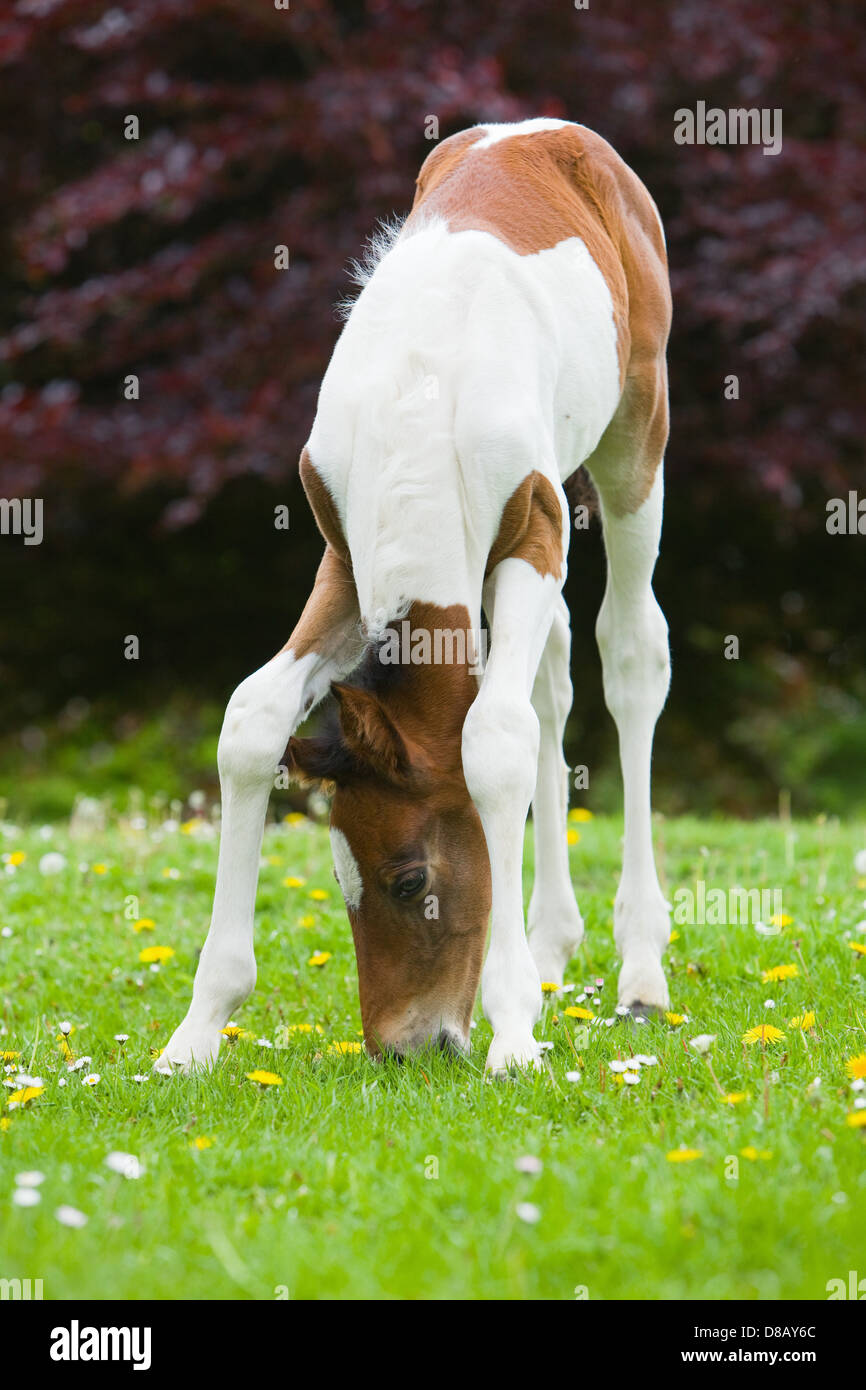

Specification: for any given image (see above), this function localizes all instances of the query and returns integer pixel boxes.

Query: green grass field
[2,809,865,1300]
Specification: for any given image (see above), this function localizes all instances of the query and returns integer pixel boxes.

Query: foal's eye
[392,868,426,900]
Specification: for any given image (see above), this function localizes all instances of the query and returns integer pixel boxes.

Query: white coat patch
[330,827,363,910]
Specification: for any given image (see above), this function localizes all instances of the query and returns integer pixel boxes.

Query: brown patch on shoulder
[299,446,350,565]
[486,471,564,580]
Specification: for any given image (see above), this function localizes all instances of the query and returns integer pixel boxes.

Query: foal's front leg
[462,556,562,1074]
[156,547,362,1073]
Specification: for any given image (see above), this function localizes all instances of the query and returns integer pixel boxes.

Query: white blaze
[330,827,363,910]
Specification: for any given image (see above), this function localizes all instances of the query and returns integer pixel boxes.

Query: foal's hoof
[622,1001,664,1025]
[485,1032,544,1076]
[152,1024,221,1075]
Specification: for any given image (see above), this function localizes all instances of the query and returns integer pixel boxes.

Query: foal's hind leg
[526,595,584,985]
[155,547,362,1073]
[591,464,671,1013]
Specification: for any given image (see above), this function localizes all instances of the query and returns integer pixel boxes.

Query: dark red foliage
[1,0,864,521]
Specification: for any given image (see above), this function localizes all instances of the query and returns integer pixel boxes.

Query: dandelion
[666,1147,702,1162]
[6,1086,44,1107]
[0,1117,10,1131]
[689,1034,717,1054]
[1,1051,20,1062]
[283,876,306,888]
[220,1025,249,1041]
[246,1070,283,1086]
[328,1041,362,1055]
[284,812,306,825]
[308,888,330,901]
[740,1146,772,1160]
[298,914,316,929]
[566,829,580,846]
[308,951,331,967]
[568,808,593,822]
[132,918,155,933]
[669,929,680,943]
[541,981,560,994]
[845,1054,866,1080]
[56,1205,88,1228]
[190,1136,215,1150]
[39,852,67,875]
[761,963,799,983]
[665,1012,687,1027]
[6,851,26,867]
[92,863,108,875]
[849,942,866,957]
[723,1092,748,1105]
[742,1024,785,1045]
[770,913,792,927]
[845,1112,866,1128]
[138,945,175,964]
[789,1012,816,1031]
[564,1006,594,1020]
[58,1021,73,1036]
[105,1152,144,1179]
[565,1070,582,1083]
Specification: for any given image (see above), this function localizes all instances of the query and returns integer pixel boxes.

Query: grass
[1,808,866,1301]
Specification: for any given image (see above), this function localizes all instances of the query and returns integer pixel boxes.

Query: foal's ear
[331,682,411,783]
[285,735,341,790]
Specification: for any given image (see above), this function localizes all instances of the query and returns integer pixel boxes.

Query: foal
[157,118,673,1076]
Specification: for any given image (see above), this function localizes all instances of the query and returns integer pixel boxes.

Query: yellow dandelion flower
[723,1092,748,1105]
[770,913,792,927]
[92,863,108,875]
[308,950,332,967]
[132,918,155,933]
[221,1025,251,1041]
[540,981,560,993]
[761,963,798,983]
[298,914,316,929]
[564,1006,595,1020]
[669,929,680,943]
[180,819,202,835]
[138,945,175,964]
[0,1117,11,1131]
[7,1086,44,1106]
[287,1023,313,1033]
[283,812,305,825]
[742,1024,786,1044]
[308,888,330,901]
[566,829,580,846]
[665,1012,686,1026]
[845,1054,866,1080]
[789,1011,816,1030]
[568,808,593,822]
[245,1070,282,1086]
[7,851,26,867]
[190,1136,215,1150]
[849,942,866,957]
[845,1111,866,1128]
[283,876,306,888]
[329,1041,362,1055]
[740,1146,772,1160]
[1,1051,21,1061]
[666,1148,702,1163]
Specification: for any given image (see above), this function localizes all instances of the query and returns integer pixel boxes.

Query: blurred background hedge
[0,0,864,820]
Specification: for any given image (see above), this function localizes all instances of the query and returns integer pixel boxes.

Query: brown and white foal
[157,118,673,1075]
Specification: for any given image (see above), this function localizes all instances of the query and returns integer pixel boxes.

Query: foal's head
[287,624,490,1058]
